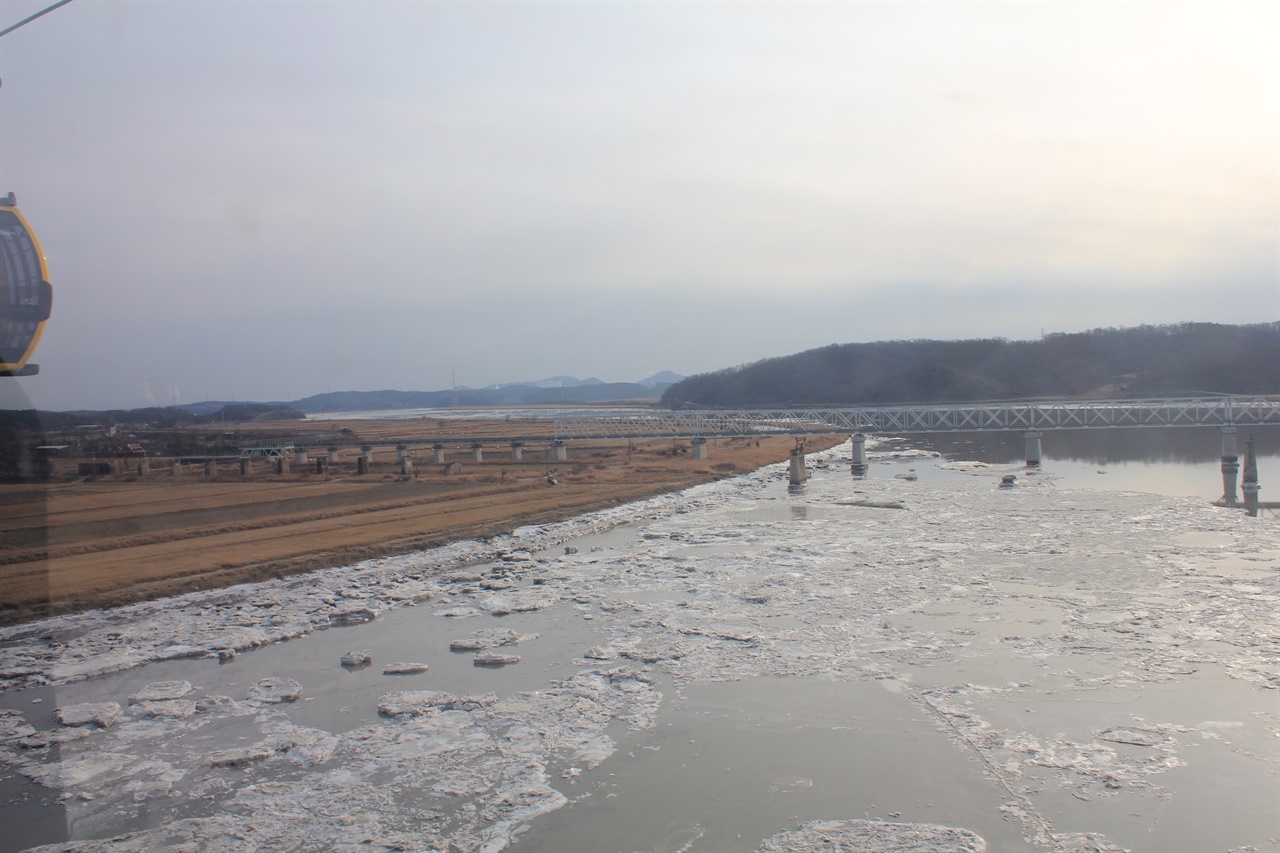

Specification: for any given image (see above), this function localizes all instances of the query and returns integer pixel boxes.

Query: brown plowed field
[1,421,843,626]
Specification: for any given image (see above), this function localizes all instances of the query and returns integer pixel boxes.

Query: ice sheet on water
[449,629,537,651]
[55,703,121,729]
[755,819,988,853]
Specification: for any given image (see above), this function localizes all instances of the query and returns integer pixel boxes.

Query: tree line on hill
[661,323,1280,408]
[288,380,669,413]
[0,403,305,433]
[0,380,675,433]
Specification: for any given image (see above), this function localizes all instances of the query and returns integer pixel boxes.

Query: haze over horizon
[1,1,1275,411]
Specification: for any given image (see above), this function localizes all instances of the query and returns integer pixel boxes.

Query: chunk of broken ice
[128,680,193,703]
[246,677,303,704]
[382,661,430,675]
[56,702,122,729]
[473,652,521,667]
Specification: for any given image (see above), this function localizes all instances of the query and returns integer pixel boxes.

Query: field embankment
[0,422,843,625]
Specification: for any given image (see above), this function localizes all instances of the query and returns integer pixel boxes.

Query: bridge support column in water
[691,437,708,460]
[850,433,868,477]
[1220,426,1240,507]
[1024,430,1043,467]
[789,447,807,485]
[1242,434,1260,516]
[550,440,568,462]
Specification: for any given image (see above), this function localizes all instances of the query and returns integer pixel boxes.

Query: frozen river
[1,437,1277,852]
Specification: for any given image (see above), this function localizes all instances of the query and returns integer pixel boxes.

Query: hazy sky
[1,0,1276,410]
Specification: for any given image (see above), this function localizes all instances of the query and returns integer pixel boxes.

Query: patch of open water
[511,676,1035,853]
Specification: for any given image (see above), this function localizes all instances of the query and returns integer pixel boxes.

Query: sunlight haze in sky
[0,0,1275,409]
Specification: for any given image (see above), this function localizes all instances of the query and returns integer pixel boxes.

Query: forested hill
[661,323,1280,408]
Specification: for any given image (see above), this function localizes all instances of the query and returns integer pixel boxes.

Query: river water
[1,428,1276,852]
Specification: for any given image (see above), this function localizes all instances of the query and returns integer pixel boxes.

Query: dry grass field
[1,419,844,625]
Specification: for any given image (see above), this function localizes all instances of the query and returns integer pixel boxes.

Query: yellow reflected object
[0,193,53,376]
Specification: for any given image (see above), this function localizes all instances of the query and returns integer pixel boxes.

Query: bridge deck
[243,397,1280,452]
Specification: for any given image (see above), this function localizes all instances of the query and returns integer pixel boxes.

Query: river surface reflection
[900,425,1279,501]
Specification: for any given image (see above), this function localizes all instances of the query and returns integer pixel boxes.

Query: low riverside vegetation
[662,322,1280,407]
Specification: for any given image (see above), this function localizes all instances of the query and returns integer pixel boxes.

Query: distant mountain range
[482,371,682,391]
[174,373,685,417]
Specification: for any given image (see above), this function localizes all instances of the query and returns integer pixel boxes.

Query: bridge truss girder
[239,442,297,459]
[552,397,1280,440]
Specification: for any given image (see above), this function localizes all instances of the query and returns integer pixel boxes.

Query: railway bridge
[548,396,1280,439]
[235,396,1277,506]
[550,396,1280,504]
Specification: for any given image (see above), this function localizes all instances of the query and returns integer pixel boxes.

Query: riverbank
[0,428,844,626]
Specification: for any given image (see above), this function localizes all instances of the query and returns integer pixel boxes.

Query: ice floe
[754,819,988,853]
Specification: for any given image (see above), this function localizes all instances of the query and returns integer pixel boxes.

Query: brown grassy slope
[1,430,844,626]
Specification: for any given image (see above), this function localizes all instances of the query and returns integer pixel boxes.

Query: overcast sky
[1,0,1275,411]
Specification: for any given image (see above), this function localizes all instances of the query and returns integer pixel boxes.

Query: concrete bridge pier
[691,437,708,460]
[471,443,484,462]
[1242,434,1260,516]
[205,459,217,478]
[138,458,150,476]
[1220,427,1240,507]
[361,445,374,465]
[276,455,289,475]
[511,442,524,462]
[240,458,251,476]
[433,444,447,464]
[356,456,368,475]
[789,447,807,485]
[1242,434,1258,486]
[1221,425,1238,460]
[396,444,409,465]
[328,446,340,464]
[851,433,868,477]
[1024,430,1043,467]
[401,456,414,476]
[295,448,309,466]
[550,440,568,462]
[315,457,325,475]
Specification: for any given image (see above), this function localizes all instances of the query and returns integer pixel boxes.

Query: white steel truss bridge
[551,397,1280,440]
